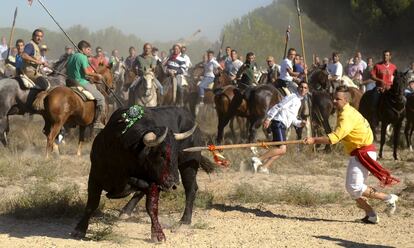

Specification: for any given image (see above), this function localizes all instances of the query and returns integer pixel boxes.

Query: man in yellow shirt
[304,86,399,224]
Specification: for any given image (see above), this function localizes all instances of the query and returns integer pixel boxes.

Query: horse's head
[213,71,232,89]
[142,68,156,96]
[390,70,407,96]
[95,66,114,93]
[309,69,330,91]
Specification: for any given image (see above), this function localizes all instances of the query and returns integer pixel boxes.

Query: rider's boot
[93,105,106,129]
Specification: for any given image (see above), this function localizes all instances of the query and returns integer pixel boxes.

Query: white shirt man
[198,51,223,102]
[266,92,304,129]
[279,58,294,82]
[327,52,343,81]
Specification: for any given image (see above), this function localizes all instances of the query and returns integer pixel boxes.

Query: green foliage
[220,0,334,67]
[301,0,414,61]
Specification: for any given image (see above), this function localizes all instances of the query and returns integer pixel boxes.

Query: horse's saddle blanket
[15,74,49,90]
[70,86,95,101]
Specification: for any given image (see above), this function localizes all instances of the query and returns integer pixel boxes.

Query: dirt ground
[0,115,413,248]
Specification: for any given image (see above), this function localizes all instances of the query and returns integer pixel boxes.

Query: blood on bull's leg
[146,183,165,242]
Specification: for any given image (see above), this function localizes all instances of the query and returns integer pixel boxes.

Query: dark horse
[33,66,113,157]
[215,81,283,144]
[359,72,407,160]
[405,93,414,151]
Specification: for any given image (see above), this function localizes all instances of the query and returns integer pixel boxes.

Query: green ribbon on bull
[121,105,145,134]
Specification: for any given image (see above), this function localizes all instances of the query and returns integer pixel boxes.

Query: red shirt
[371,62,397,89]
[89,55,108,69]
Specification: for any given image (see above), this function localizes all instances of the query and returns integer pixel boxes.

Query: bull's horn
[143,127,169,147]
[174,124,197,140]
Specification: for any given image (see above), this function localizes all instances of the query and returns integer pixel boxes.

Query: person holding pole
[276,48,305,95]
[304,86,399,224]
[20,29,46,82]
[251,81,309,174]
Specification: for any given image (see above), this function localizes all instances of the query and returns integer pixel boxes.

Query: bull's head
[141,125,197,190]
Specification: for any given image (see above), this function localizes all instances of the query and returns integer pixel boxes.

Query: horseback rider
[165,43,188,106]
[198,50,223,105]
[266,56,280,84]
[369,50,397,121]
[236,52,257,91]
[132,43,163,95]
[4,39,24,76]
[66,40,106,129]
[225,49,243,81]
[125,46,137,73]
[89,46,109,69]
[327,52,343,92]
[276,48,304,96]
[20,29,48,84]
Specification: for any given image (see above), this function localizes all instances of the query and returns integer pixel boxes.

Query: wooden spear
[5,7,18,63]
[183,140,305,152]
[296,0,308,83]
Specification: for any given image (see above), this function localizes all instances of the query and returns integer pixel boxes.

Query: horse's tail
[200,155,216,174]
[32,91,49,111]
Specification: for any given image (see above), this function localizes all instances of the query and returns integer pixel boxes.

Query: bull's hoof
[70,229,86,239]
[119,213,132,220]
[151,231,166,242]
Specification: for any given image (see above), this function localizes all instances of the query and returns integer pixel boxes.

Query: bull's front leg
[146,183,165,242]
[72,180,102,239]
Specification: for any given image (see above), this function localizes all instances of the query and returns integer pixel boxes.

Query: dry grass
[228,182,347,207]
[2,180,84,218]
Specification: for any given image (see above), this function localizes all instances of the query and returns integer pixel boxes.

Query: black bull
[72,106,215,241]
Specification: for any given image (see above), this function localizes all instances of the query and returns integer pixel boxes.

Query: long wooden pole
[283,25,291,59]
[34,0,124,107]
[296,0,308,83]
[183,140,304,152]
[5,7,18,63]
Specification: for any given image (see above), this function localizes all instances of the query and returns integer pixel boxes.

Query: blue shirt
[15,55,23,69]
[23,43,35,56]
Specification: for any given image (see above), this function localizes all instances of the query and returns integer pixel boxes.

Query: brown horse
[214,79,283,144]
[33,66,113,157]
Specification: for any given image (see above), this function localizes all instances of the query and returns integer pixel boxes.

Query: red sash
[350,144,400,187]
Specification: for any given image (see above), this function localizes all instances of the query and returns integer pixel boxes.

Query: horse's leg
[216,114,231,144]
[410,121,414,151]
[46,122,63,158]
[248,117,261,143]
[77,126,86,156]
[404,118,411,150]
[393,119,403,160]
[229,118,237,143]
[379,121,388,159]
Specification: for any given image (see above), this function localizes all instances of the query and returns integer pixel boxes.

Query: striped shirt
[166,53,187,75]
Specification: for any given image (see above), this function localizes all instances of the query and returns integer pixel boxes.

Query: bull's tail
[200,155,215,174]
[32,91,49,111]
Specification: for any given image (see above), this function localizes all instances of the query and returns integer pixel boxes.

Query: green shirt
[135,55,157,76]
[66,52,90,86]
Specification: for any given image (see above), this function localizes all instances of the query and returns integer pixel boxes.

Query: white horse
[129,69,158,107]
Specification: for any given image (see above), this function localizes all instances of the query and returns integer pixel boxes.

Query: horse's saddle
[15,74,50,90]
[70,86,95,101]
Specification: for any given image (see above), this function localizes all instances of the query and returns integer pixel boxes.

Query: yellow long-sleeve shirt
[327,103,373,154]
